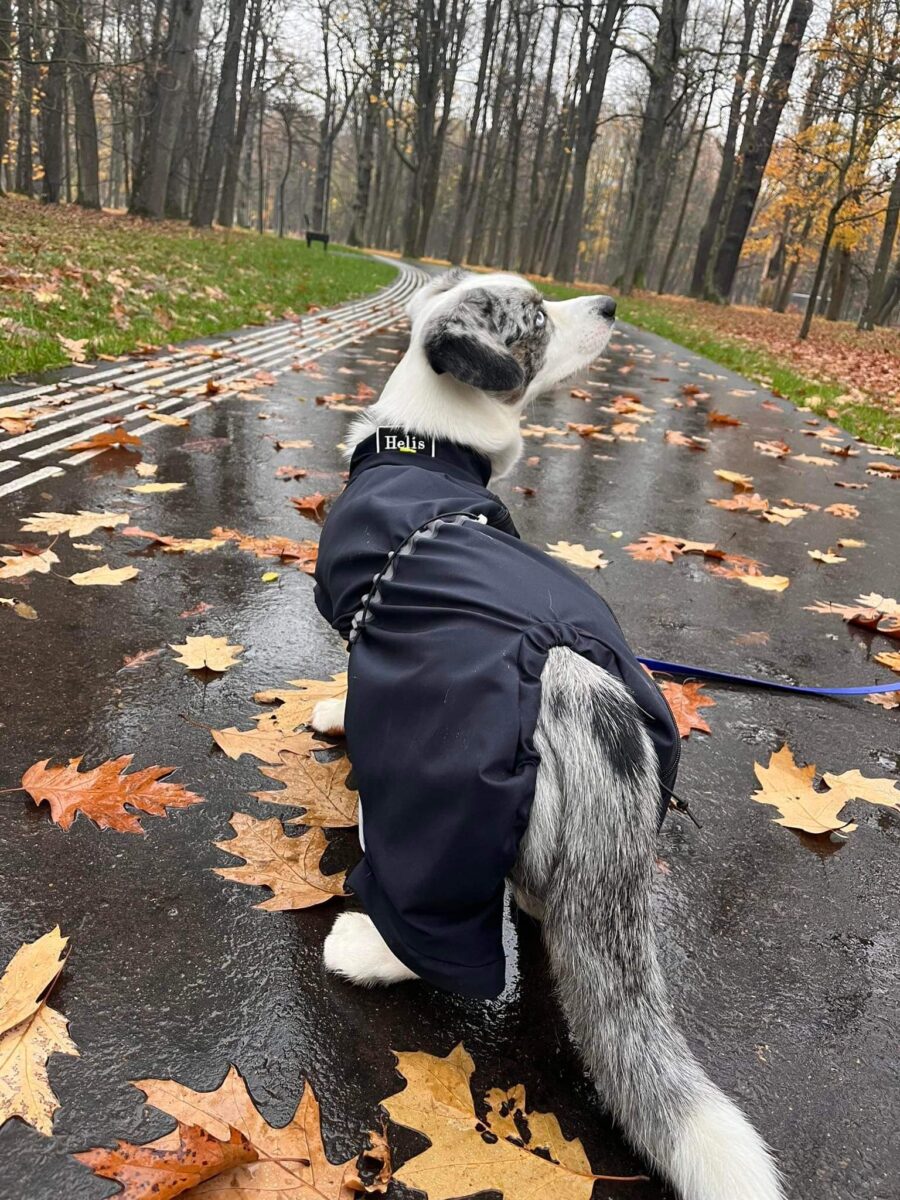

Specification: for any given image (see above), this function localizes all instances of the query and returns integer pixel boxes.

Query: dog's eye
[535,310,546,328]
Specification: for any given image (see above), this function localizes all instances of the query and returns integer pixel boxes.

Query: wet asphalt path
[0,266,898,1200]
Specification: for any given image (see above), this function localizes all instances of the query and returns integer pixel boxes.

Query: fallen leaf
[664,430,708,450]
[708,493,769,513]
[252,673,348,734]
[20,511,130,539]
[133,1066,385,1199]
[180,602,214,618]
[0,597,38,620]
[254,751,358,827]
[0,930,77,1136]
[291,492,330,520]
[213,527,318,574]
[752,746,900,835]
[866,462,900,479]
[867,691,900,709]
[135,462,159,478]
[128,482,186,494]
[75,1125,258,1199]
[824,503,859,519]
[738,574,789,592]
[170,636,243,672]
[808,550,846,565]
[714,469,753,491]
[382,1044,633,1200]
[0,548,59,579]
[835,480,867,489]
[0,928,69,1037]
[214,814,346,909]
[20,755,203,833]
[625,533,722,564]
[211,727,325,765]
[69,565,139,586]
[121,527,226,554]
[68,428,141,451]
[144,412,190,427]
[793,454,835,468]
[707,410,742,426]
[275,438,314,450]
[874,651,900,674]
[121,647,165,670]
[658,681,716,738]
[566,422,604,438]
[58,335,89,362]
[275,466,308,480]
[754,440,791,458]
[836,538,866,548]
[546,541,607,570]
[760,506,806,525]
[72,542,101,551]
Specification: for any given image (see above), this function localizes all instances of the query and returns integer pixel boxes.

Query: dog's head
[408,268,616,404]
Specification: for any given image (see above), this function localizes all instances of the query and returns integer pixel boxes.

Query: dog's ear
[424,327,525,393]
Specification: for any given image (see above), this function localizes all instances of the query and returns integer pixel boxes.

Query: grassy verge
[0,196,396,380]
[538,280,900,452]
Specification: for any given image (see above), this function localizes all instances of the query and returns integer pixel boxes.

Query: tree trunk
[218,0,260,227]
[130,0,205,219]
[15,0,35,194]
[347,93,379,246]
[689,2,755,298]
[0,0,14,193]
[711,0,813,301]
[859,158,900,329]
[554,0,622,281]
[825,246,851,321]
[61,0,100,207]
[518,0,562,274]
[798,209,837,339]
[619,0,690,293]
[39,16,66,203]
[447,0,499,264]
[192,0,247,226]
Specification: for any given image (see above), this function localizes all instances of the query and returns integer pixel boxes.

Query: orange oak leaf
[824,503,859,519]
[213,527,318,574]
[707,410,742,426]
[68,428,141,451]
[664,430,708,450]
[132,1067,390,1199]
[658,681,716,738]
[291,492,331,521]
[20,755,203,833]
[707,493,769,513]
[75,1124,258,1199]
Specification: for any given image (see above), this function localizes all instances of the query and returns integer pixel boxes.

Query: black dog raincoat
[314,429,680,998]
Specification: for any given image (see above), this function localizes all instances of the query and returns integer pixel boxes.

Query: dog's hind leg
[514,646,785,1200]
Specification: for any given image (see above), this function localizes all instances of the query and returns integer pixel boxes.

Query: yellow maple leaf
[68,565,139,586]
[20,510,130,538]
[170,636,243,672]
[546,541,607,570]
[752,745,899,835]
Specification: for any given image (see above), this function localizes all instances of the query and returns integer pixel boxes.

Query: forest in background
[1,0,899,337]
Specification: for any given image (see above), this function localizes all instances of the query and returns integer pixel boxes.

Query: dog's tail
[531,648,785,1200]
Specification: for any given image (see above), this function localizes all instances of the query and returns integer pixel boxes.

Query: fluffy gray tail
[516,648,785,1200]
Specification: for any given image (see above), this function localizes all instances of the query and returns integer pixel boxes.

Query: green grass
[538,280,900,451]
[0,196,396,380]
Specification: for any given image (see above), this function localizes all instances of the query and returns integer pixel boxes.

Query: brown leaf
[214,814,346,910]
[792,454,835,468]
[211,727,326,765]
[275,466,308,480]
[252,673,348,734]
[75,1125,258,1200]
[753,440,791,458]
[291,492,331,521]
[824,503,859,519]
[0,548,59,579]
[213,527,318,574]
[133,1066,383,1199]
[664,430,708,450]
[625,533,722,564]
[707,493,769,513]
[68,428,141,451]
[121,527,226,554]
[21,510,130,539]
[867,691,900,709]
[707,410,742,426]
[874,651,900,674]
[0,928,68,1038]
[169,636,243,672]
[254,751,358,827]
[20,755,203,833]
[657,681,715,738]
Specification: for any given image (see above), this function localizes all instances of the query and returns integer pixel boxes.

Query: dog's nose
[596,296,616,319]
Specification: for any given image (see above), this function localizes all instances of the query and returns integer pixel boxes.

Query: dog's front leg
[324,912,418,986]
[310,694,346,735]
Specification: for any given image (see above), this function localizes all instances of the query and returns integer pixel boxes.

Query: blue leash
[637,657,900,698]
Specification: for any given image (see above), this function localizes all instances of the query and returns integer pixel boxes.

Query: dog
[310,269,785,1200]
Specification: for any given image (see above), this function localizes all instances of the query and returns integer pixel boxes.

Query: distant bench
[304,215,330,250]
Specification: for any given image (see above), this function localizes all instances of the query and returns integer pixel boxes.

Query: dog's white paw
[323,912,418,986]
[310,696,346,736]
